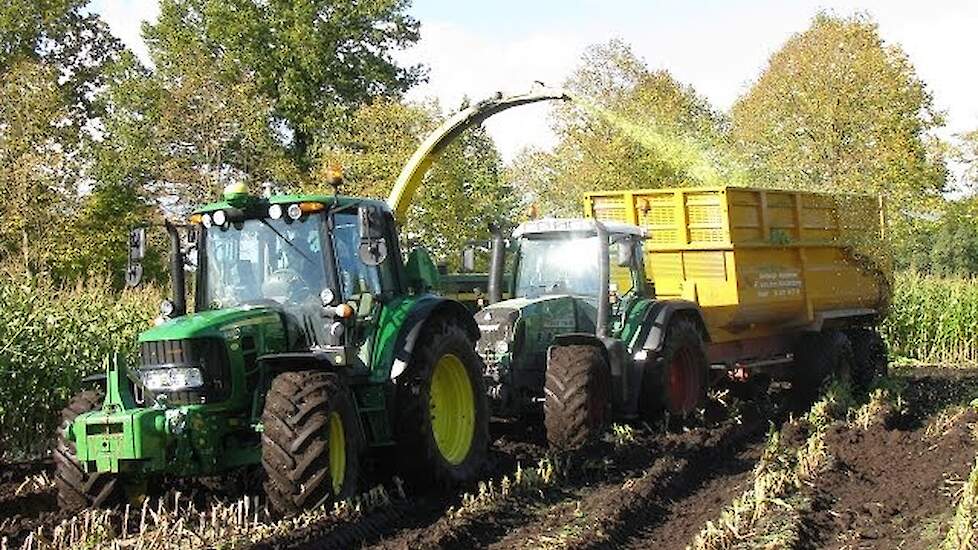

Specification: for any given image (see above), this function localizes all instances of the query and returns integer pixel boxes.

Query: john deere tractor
[476,218,711,449]
[55,185,490,515]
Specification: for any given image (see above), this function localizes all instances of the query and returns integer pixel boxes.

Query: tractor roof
[193,194,390,215]
[513,218,646,239]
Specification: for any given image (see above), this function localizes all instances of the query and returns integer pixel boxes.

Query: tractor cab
[477,218,652,418]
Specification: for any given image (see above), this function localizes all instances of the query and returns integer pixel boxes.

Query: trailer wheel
[262,371,360,517]
[791,331,854,406]
[544,344,611,450]
[847,328,888,391]
[395,319,489,487]
[54,390,123,511]
[641,318,709,419]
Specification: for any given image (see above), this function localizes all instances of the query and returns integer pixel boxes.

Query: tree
[510,40,732,215]
[958,129,978,193]
[731,13,947,212]
[0,0,121,127]
[0,61,75,272]
[897,199,978,276]
[144,0,424,171]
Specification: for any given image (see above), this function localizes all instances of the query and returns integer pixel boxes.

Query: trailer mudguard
[388,296,480,381]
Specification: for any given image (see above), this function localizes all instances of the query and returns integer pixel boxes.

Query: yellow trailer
[584,187,890,367]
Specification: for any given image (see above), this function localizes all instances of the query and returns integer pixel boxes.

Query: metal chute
[386,86,571,224]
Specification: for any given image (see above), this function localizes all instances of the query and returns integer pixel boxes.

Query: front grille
[138,338,231,405]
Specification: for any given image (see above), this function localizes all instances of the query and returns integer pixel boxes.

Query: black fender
[257,351,345,373]
[389,296,480,380]
[636,299,710,353]
[627,300,710,416]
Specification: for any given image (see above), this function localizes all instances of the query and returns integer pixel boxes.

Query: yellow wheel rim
[328,411,345,495]
[429,354,476,465]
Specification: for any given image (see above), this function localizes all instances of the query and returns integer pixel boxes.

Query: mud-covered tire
[54,390,122,511]
[847,328,888,392]
[261,371,360,517]
[394,319,489,487]
[640,318,709,419]
[544,344,611,450]
[790,331,854,406]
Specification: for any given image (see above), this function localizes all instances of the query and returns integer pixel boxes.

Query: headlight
[268,204,283,220]
[212,209,227,226]
[201,213,213,228]
[287,203,302,220]
[142,367,204,392]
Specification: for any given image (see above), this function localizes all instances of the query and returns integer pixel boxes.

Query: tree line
[1,4,975,286]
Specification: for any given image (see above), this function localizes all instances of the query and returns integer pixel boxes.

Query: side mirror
[357,206,389,266]
[126,228,146,288]
[462,247,476,272]
[616,242,633,267]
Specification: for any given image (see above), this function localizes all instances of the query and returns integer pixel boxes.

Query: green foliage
[145,0,424,169]
[896,199,978,277]
[0,271,161,459]
[0,0,121,123]
[511,40,731,214]
[730,13,947,215]
[882,271,978,366]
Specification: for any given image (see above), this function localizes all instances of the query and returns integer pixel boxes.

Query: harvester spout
[386,86,571,224]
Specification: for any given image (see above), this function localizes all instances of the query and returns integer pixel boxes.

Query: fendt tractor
[476,187,892,449]
[55,88,571,515]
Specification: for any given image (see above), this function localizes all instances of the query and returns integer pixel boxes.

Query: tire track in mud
[793,370,978,550]
[360,395,787,550]
[504,404,781,550]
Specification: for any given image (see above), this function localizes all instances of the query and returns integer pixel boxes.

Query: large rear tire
[790,331,854,406]
[544,344,611,450]
[847,328,888,392]
[262,371,360,517]
[395,319,489,487]
[640,318,709,419]
[54,390,123,511]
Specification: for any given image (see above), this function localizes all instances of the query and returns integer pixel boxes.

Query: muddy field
[2,367,977,550]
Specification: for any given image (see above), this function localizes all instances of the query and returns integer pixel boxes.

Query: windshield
[201,215,327,310]
[515,236,601,299]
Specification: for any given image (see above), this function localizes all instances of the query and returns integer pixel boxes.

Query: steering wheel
[263,268,311,303]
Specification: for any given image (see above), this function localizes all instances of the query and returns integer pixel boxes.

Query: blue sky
[91,0,978,185]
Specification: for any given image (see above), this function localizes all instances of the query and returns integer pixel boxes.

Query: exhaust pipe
[487,223,506,305]
[595,220,610,338]
[164,220,187,317]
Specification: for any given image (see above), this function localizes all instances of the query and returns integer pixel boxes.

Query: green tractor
[476,218,711,449]
[55,184,489,516]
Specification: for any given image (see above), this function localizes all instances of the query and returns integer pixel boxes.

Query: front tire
[261,371,360,517]
[54,390,123,511]
[544,344,611,450]
[395,319,489,487]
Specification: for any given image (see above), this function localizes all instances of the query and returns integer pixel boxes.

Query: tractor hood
[476,295,598,363]
[139,305,282,342]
